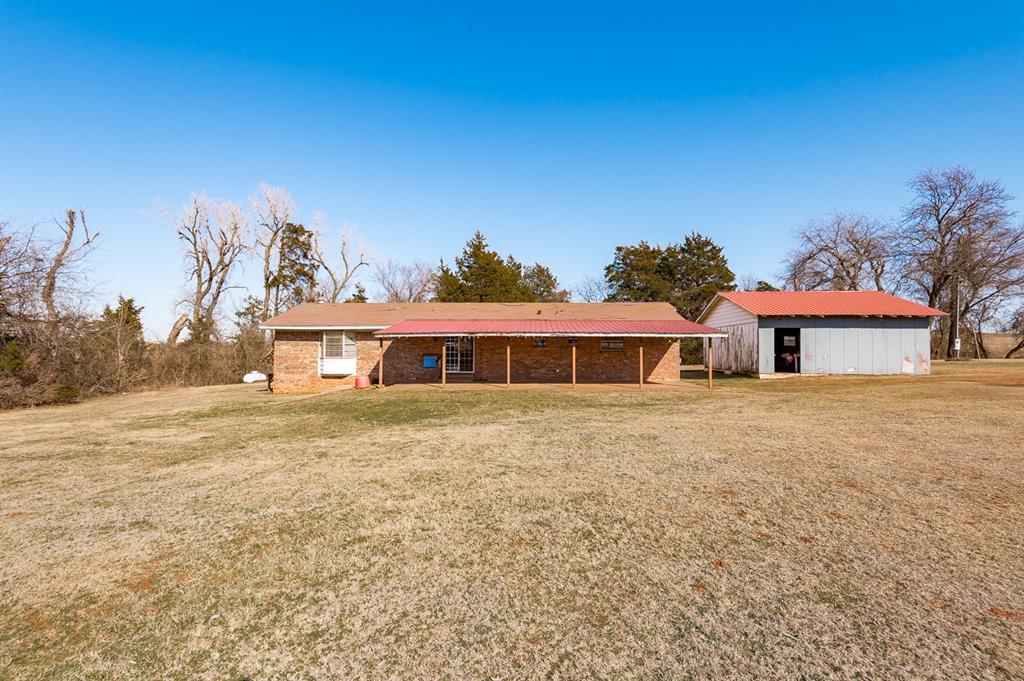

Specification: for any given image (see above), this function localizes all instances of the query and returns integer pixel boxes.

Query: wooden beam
[441,341,447,387]
[378,339,384,388]
[506,339,511,389]
[571,343,576,388]
[707,339,713,390]
[639,341,644,390]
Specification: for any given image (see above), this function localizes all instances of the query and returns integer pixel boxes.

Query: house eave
[259,325,387,331]
[374,332,729,339]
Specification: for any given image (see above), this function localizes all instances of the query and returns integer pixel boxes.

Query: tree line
[2,165,1021,407]
[780,166,1024,358]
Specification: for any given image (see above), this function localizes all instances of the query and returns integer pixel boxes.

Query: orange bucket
[353,375,371,389]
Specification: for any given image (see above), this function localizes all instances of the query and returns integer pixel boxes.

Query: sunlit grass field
[2,361,1022,678]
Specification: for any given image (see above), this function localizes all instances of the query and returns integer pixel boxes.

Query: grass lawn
[1,361,1022,678]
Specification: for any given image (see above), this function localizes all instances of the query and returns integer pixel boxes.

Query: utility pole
[954,275,961,359]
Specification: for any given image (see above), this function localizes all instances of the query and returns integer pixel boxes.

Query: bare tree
[0,220,46,319]
[1004,305,1024,359]
[167,195,247,345]
[251,183,294,320]
[373,259,435,302]
[895,166,1022,357]
[573,275,611,303]
[41,210,98,322]
[783,213,891,291]
[896,167,1014,307]
[311,221,369,303]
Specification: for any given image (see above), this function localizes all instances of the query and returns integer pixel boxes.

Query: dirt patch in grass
[1,362,1022,678]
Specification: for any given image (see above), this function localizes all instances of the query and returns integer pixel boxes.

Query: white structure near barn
[697,291,948,377]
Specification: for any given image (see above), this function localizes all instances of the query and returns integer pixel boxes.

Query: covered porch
[373,318,726,390]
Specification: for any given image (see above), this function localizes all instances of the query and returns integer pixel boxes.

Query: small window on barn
[323,331,356,359]
[566,338,577,347]
[533,337,547,347]
[601,338,625,352]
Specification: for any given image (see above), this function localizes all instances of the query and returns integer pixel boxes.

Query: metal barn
[697,291,948,377]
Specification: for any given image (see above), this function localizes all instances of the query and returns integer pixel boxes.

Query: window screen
[323,331,356,359]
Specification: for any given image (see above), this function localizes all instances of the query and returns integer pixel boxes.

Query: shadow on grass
[679,369,755,383]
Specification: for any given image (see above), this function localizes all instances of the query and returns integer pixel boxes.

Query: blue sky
[1,1,1022,337]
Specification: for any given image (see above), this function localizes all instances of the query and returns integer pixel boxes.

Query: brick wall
[272,331,443,393]
[272,331,679,393]
[475,337,678,383]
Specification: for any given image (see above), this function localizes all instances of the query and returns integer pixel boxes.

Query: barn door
[773,328,801,373]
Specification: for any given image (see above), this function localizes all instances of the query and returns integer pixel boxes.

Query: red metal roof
[375,318,725,337]
[705,291,948,318]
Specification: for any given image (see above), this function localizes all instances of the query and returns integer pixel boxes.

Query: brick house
[261,302,725,393]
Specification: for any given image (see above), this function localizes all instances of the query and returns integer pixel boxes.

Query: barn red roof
[375,318,725,337]
[701,291,948,319]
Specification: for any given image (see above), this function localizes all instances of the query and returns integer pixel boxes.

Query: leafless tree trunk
[974,318,987,358]
[373,259,435,302]
[251,183,294,319]
[42,210,97,323]
[311,224,369,302]
[168,195,247,345]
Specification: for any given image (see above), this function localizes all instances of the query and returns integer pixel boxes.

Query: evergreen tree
[604,232,736,320]
[523,263,570,302]
[659,232,737,321]
[94,296,147,392]
[100,296,144,334]
[346,284,369,302]
[604,241,672,303]
[0,341,26,375]
[234,295,265,331]
[434,232,535,302]
[268,222,319,313]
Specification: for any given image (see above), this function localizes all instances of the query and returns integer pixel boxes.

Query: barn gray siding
[758,326,775,374]
[757,317,932,375]
[702,299,759,373]
[707,321,759,373]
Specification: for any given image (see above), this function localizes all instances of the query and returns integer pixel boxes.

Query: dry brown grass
[1,362,1022,679]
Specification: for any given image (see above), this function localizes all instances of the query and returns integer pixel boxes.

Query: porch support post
[571,343,576,388]
[441,340,447,387]
[506,338,511,389]
[707,338,714,390]
[378,339,384,388]
[639,340,644,390]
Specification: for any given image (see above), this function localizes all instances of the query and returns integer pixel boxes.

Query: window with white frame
[444,336,474,372]
[323,331,357,359]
